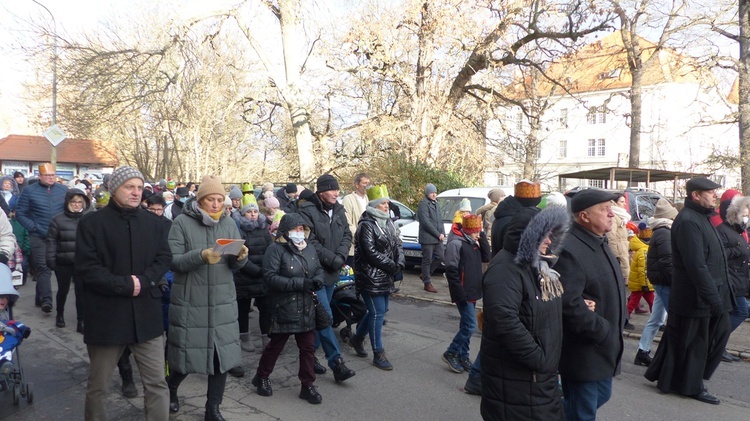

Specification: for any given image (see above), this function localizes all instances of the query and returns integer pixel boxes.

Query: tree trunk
[415,1,435,159]
[628,69,643,170]
[740,0,750,194]
[279,0,316,182]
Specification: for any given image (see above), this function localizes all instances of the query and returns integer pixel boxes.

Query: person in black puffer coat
[234,198,273,353]
[252,213,326,404]
[349,186,404,370]
[490,181,542,256]
[481,205,571,421]
[715,195,750,355]
[46,188,90,329]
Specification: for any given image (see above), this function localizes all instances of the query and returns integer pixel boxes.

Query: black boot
[168,385,179,413]
[251,375,273,397]
[331,357,355,382]
[227,366,245,377]
[299,385,322,404]
[634,349,652,366]
[372,350,393,371]
[313,357,327,375]
[76,320,84,334]
[118,363,138,398]
[348,335,368,358]
[204,403,226,421]
[464,373,482,395]
[55,314,65,328]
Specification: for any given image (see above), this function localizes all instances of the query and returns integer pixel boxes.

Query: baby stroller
[330,266,366,342]
[0,265,33,406]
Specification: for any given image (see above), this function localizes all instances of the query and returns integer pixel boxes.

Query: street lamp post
[32,0,57,165]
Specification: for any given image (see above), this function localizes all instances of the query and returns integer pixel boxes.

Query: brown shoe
[424,283,438,293]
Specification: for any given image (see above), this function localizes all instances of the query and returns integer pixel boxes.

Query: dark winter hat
[79,179,92,189]
[285,183,297,194]
[638,222,652,240]
[175,187,189,197]
[109,166,145,194]
[570,189,619,213]
[425,184,437,195]
[141,189,154,202]
[12,171,24,179]
[685,177,721,194]
[316,174,339,193]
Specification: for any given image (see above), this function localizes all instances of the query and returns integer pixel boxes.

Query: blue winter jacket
[15,181,67,238]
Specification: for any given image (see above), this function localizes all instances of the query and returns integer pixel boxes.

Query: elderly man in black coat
[645,178,733,405]
[75,166,172,420]
[554,189,626,420]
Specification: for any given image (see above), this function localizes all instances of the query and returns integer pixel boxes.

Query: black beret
[316,174,339,193]
[175,187,189,197]
[285,183,297,194]
[685,177,721,193]
[571,189,619,213]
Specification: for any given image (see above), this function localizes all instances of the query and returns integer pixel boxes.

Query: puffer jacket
[46,189,91,269]
[445,230,490,303]
[354,209,404,296]
[262,212,324,334]
[167,197,247,375]
[234,214,273,299]
[298,196,352,286]
[480,206,569,421]
[15,180,67,238]
[716,221,750,298]
[628,236,653,292]
[646,219,673,286]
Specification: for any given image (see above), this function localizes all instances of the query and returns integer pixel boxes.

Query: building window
[587,179,604,188]
[515,111,523,131]
[587,139,605,157]
[560,108,568,127]
[559,140,567,158]
[587,106,606,124]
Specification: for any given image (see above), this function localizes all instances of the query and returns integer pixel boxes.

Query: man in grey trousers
[417,183,445,293]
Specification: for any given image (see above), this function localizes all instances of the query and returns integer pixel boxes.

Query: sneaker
[634,349,652,366]
[227,366,245,378]
[299,385,322,404]
[332,357,355,382]
[373,351,393,371]
[251,375,272,397]
[442,351,464,373]
[348,335,368,358]
[42,303,52,313]
[423,283,438,293]
[459,355,473,372]
[624,321,635,330]
[313,358,327,375]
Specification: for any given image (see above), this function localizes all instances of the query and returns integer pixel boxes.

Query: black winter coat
[480,205,569,421]
[298,198,352,286]
[445,231,490,303]
[234,215,273,299]
[354,210,404,296]
[262,214,325,334]
[646,222,673,286]
[670,200,733,317]
[491,195,523,256]
[75,201,172,346]
[46,189,91,269]
[715,221,750,298]
[417,196,443,245]
[555,222,626,382]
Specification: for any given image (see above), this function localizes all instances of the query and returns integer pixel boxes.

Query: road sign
[44,124,67,146]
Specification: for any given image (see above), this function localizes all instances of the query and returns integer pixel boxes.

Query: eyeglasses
[147,207,164,214]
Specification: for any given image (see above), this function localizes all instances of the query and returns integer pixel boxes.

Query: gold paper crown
[462,214,483,233]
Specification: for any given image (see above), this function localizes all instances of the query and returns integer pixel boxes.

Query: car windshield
[436,197,486,223]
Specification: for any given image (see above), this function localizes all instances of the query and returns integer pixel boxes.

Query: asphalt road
[2,274,750,420]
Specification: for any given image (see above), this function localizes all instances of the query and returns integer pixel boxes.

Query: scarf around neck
[366,206,390,228]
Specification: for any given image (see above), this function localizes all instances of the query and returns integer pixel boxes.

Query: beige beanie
[197,175,225,201]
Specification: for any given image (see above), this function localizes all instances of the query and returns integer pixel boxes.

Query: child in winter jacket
[442,213,490,373]
[0,265,31,378]
[627,225,655,320]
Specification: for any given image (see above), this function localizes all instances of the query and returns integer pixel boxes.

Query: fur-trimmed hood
[514,205,571,269]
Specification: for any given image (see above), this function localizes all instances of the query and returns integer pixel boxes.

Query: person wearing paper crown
[448,198,473,243]
[167,174,249,420]
[349,185,404,370]
[441,212,490,375]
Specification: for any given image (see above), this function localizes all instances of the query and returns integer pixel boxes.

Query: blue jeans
[313,284,342,368]
[446,301,477,358]
[638,285,670,352]
[730,296,749,332]
[355,292,389,352]
[561,377,612,421]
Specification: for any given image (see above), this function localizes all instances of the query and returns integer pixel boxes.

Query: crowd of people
[0,164,747,421]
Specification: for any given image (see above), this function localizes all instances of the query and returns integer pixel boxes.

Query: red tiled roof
[0,134,118,166]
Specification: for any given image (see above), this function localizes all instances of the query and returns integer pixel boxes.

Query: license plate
[404,249,421,258]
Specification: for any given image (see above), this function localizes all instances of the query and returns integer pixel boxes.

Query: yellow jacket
[628,236,653,292]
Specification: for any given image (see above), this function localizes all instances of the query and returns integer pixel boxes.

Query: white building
[484,31,738,196]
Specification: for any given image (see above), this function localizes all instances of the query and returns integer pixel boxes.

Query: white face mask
[743,216,749,226]
[287,231,305,244]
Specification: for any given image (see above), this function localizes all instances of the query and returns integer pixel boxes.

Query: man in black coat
[298,174,356,382]
[417,183,444,293]
[645,178,733,405]
[75,166,172,419]
[554,189,626,420]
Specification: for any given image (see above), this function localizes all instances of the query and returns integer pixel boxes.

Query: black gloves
[0,253,8,265]
[331,255,345,270]
[157,278,170,294]
[303,278,323,292]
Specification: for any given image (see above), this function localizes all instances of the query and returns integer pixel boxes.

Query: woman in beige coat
[606,193,631,282]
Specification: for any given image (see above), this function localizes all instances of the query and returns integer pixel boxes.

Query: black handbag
[312,292,333,331]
